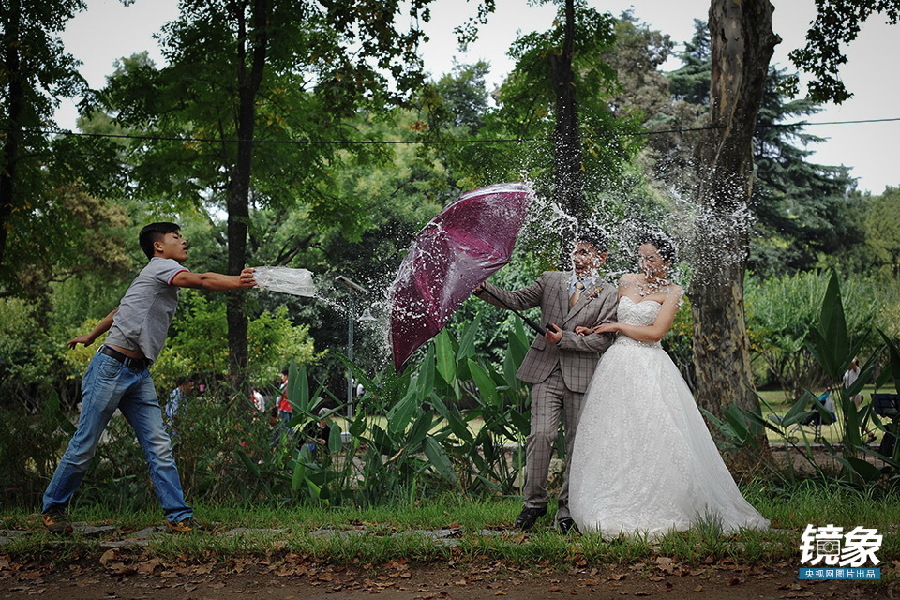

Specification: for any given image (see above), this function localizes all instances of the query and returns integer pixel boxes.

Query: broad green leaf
[432,398,474,443]
[509,407,530,435]
[722,403,757,447]
[813,271,848,378]
[879,330,900,394]
[288,363,310,413]
[235,448,261,477]
[457,311,482,359]
[834,456,882,483]
[291,456,307,492]
[435,330,457,387]
[781,391,819,427]
[424,436,457,484]
[406,411,433,449]
[328,420,343,453]
[417,343,436,399]
[468,358,500,407]
[306,478,322,501]
[387,388,419,435]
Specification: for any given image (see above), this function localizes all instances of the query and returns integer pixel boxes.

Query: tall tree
[667,24,863,276]
[97,0,438,388]
[0,0,86,276]
[750,67,860,275]
[549,0,584,228]
[691,0,779,443]
[429,3,641,246]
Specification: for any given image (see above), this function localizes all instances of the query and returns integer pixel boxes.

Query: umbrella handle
[478,288,546,336]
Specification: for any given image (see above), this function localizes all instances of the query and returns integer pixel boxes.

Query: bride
[567,234,769,537]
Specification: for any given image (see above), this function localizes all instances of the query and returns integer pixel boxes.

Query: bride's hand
[575,326,592,336]
[592,322,619,335]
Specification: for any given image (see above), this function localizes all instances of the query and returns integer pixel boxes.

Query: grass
[3,482,898,567]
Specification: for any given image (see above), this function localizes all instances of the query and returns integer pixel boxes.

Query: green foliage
[789,0,900,104]
[56,291,321,397]
[744,271,890,394]
[0,392,73,508]
[417,6,643,199]
[862,187,900,278]
[51,312,534,510]
[664,22,866,277]
[149,292,322,392]
[712,271,900,487]
[667,20,711,106]
[0,298,62,396]
[0,0,88,276]
[750,67,861,276]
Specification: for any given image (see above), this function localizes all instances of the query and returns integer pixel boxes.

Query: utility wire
[3,117,899,146]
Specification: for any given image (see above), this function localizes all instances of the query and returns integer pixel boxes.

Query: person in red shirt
[277,369,293,427]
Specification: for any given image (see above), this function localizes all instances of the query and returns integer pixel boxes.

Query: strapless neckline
[620,295,662,306]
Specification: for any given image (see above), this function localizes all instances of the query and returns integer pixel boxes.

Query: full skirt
[568,338,769,537]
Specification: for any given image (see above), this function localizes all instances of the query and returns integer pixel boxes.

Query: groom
[474,228,618,533]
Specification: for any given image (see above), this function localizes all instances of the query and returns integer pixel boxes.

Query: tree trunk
[0,0,23,268]
[692,0,779,455]
[548,0,584,261]
[226,0,269,392]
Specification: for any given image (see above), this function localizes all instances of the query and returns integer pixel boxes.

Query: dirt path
[1,557,890,600]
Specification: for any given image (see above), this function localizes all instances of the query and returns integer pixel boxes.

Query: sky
[56,0,900,195]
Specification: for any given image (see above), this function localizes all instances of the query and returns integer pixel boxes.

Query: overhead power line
[4,117,900,146]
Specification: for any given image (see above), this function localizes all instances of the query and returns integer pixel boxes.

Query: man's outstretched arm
[171,268,257,291]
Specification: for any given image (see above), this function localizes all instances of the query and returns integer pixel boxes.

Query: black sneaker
[42,510,73,534]
[167,517,202,533]
[514,506,547,531]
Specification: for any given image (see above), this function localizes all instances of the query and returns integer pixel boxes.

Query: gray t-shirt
[105,258,188,362]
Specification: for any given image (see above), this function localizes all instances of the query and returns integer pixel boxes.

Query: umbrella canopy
[389,182,534,370]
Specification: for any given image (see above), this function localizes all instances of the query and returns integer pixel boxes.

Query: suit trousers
[524,366,584,520]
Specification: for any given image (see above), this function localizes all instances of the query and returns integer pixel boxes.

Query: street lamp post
[335,276,369,419]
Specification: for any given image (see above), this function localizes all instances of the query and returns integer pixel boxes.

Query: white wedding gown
[568,296,769,537]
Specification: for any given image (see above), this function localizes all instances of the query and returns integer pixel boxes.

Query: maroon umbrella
[389,183,534,371]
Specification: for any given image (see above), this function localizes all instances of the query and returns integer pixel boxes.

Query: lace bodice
[618,296,661,325]
[616,296,662,348]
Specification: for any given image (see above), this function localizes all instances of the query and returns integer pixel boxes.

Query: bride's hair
[638,231,677,263]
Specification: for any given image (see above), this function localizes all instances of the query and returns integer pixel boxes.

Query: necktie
[569,281,585,308]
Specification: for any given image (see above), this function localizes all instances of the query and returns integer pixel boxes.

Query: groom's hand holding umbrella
[545,323,563,344]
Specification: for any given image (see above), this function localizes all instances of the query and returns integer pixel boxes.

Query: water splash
[311,160,755,370]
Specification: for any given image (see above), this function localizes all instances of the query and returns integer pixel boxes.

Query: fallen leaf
[656,557,677,573]
[137,559,161,575]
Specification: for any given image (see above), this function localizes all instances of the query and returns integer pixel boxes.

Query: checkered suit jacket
[479,271,618,393]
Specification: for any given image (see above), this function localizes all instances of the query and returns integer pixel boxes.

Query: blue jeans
[42,352,192,523]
